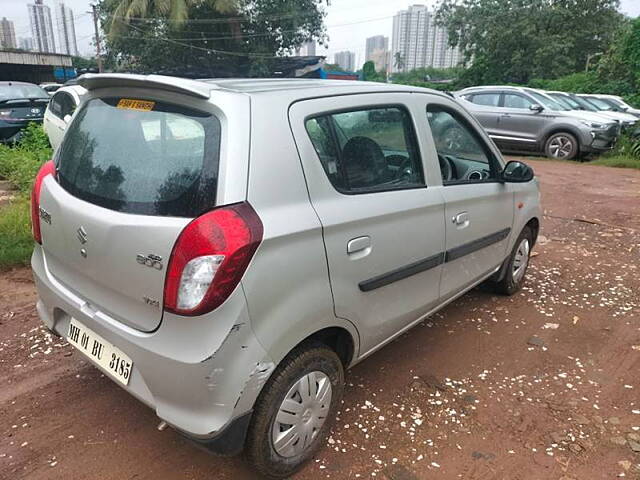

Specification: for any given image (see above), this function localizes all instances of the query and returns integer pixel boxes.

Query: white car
[576,94,638,127]
[43,85,86,150]
[591,94,640,118]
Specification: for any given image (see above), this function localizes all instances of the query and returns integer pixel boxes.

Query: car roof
[77,74,448,101]
[0,81,41,87]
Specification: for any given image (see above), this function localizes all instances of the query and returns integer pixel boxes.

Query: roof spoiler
[77,73,214,99]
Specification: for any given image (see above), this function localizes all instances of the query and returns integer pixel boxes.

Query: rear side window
[57,97,221,217]
[469,93,500,106]
[305,106,424,194]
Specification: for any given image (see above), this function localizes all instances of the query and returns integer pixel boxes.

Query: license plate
[67,319,133,386]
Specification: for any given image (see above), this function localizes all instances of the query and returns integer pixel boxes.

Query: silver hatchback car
[31,74,541,478]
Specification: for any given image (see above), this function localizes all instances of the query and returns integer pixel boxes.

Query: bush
[0,123,52,269]
[0,123,52,194]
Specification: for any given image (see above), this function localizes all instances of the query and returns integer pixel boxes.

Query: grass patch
[589,155,640,169]
[0,123,52,194]
[0,124,52,269]
[0,197,33,270]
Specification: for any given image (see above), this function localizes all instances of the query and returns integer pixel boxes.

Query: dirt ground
[1,158,639,480]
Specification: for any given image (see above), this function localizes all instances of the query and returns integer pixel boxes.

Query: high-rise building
[365,35,388,61]
[391,5,463,72]
[334,51,356,72]
[28,0,56,53]
[55,1,78,56]
[295,41,317,56]
[365,35,390,73]
[18,37,35,51]
[0,17,17,49]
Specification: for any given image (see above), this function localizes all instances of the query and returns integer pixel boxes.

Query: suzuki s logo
[76,226,88,244]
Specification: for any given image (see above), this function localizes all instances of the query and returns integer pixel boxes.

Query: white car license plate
[67,319,133,386]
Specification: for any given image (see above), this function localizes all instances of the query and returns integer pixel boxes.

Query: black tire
[244,344,344,479]
[544,132,579,160]
[494,226,534,295]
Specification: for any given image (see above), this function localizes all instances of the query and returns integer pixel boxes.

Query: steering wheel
[438,154,453,182]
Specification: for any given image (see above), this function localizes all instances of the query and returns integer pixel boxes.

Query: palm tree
[109,0,237,36]
[394,52,405,72]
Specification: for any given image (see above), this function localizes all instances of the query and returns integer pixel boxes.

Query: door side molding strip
[445,228,511,263]
[358,228,511,292]
[359,253,445,292]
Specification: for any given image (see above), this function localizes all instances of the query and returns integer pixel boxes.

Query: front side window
[305,106,424,194]
[57,97,221,217]
[427,105,499,184]
[504,93,534,109]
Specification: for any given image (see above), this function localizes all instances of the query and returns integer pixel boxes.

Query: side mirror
[502,160,534,183]
[529,104,544,113]
[63,114,72,124]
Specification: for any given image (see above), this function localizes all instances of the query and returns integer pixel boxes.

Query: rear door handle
[347,236,372,258]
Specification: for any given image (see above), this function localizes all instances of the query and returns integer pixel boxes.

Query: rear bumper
[0,119,42,142]
[31,245,274,446]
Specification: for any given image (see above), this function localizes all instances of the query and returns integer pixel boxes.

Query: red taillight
[30,160,56,244]
[164,202,263,316]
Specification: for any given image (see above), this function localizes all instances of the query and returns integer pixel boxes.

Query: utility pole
[90,4,103,72]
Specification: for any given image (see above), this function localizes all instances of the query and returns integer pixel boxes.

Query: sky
[2,0,640,60]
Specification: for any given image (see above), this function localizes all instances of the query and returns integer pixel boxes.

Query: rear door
[289,94,446,355]
[44,91,67,149]
[38,91,230,332]
[460,91,501,135]
[422,100,514,300]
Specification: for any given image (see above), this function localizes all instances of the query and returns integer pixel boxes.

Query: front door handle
[347,236,372,259]
[452,212,470,228]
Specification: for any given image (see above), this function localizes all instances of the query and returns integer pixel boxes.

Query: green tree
[108,0,236,36]
[437,0,624,85]
[393,52,405,71]
[99,0,328,75]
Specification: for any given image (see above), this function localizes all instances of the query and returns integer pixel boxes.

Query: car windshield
[582,97,615,111]
[570,96,599,111]
[0,84,49,101]
[548,93,580,110]
[526,90,570,111]
[57,97,221,217]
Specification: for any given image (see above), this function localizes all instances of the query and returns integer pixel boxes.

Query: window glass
[427,106,498,184]
[526,90,569,111]
[305,107,424,193]
[57,97,220,217]
[504,94,534,109]
[57,93,76,118]
[49,93,63,118]
[470,93,500,106]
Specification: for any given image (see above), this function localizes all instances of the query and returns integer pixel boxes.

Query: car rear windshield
[57,97,221,217]
[0,84,49,100]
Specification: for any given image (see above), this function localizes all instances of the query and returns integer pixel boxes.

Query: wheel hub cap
[272,371,332,458]
[512,238,530,283]
[549,136,574,158]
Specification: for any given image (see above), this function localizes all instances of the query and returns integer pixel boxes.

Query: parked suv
[456,86,619,160]
[32,74,541,478]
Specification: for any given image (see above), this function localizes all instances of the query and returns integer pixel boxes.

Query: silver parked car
[456,86,620,160]
[31,74,541,478]
[591,94,640,118]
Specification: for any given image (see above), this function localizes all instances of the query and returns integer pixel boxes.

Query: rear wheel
[544,132,579,160]
[494,226,533,295]
[245,344,344,479]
